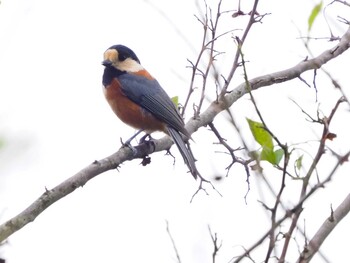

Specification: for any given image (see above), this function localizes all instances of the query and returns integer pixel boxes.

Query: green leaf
[260,147,284,165]
[171,96,179,107]
[274,148,284,165]
[308,1,323,32]
[295,155,303,170]
[261,147,275,164]
[246,118,285,166]
[247,118,273,150]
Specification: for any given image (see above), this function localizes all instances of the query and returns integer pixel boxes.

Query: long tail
[167,126,198,179]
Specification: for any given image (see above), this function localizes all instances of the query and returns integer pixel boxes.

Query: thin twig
[1,25,349,244]
[278,97,345,263]
[208,226,222,263]
[232,147,347,262]
[166,220,182,263]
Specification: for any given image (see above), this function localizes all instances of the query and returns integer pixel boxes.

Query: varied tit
[102,44,198,179]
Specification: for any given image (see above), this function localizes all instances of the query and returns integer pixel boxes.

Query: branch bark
[0,26,349,244]
[298,192,350,263]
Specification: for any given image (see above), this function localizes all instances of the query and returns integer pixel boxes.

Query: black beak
[102,60,112,67]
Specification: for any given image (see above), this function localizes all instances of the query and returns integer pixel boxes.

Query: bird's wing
[118,73,190,137]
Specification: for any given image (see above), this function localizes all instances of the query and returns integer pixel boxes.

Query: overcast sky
[1,0,350,262]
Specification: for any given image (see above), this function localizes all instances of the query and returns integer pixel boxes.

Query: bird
[101,44,198,179]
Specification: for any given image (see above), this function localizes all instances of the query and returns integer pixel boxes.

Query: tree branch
[231,149,349,263]
[0,26,349,244]
[208,226,222,263]
[298,191,350,263]
[166,220,182,263]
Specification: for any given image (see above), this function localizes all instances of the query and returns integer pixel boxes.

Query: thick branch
[0,140,171,242]
[298,192,350,263]
[190,26,350,134]
[0,26,349,244]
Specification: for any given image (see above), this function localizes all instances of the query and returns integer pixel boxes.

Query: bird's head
[102,45,143,72]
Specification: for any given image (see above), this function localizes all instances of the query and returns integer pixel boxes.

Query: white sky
[0,0,350,262]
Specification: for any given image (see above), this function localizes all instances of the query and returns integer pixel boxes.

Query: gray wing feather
[118,74,189,137]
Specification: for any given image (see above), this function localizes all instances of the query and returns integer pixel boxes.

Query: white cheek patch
[115,58,144,72]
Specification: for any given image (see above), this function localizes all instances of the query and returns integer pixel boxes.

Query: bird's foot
[139,134,153,144]
[139,134,156,153]
[120,138,137,156]
[123,129,144,145]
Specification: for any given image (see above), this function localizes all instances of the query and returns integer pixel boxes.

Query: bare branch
[298,180,350,262]
[232,146,348,263]
[208,226,222,263]
[330,0,350,7]
[1,25,349,245]
[239,47,292,262]
[166,220,182,263]
[278,97,345,262]
[220,0,261,96]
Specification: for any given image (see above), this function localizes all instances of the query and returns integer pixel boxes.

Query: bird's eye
[119,53,127,61]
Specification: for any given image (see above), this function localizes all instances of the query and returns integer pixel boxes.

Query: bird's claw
[120,138,137,156]
[139,134,152,144]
